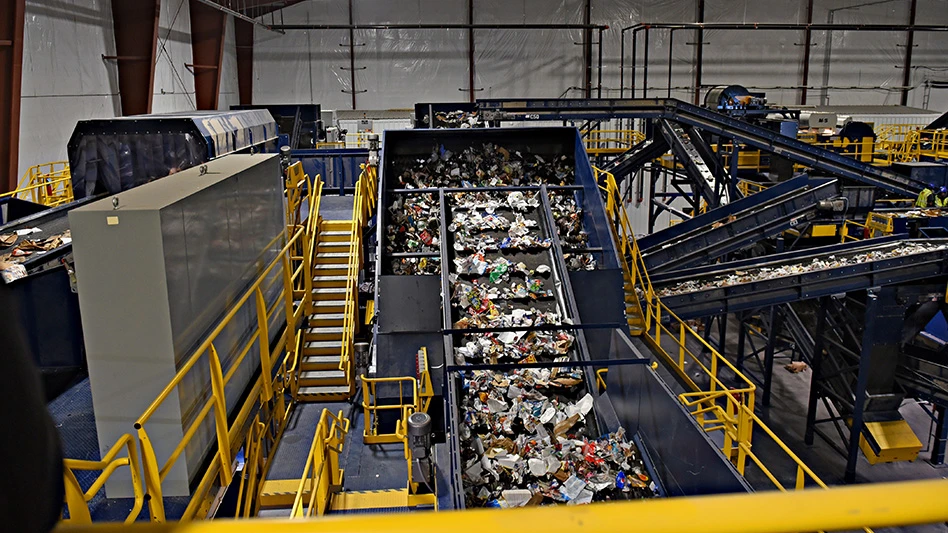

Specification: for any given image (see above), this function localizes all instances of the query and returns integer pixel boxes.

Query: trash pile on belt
[450,190,540,212]
[549,192,588,248]
[388,256,441,275]
[657,242,948,297]
[453,306,564,330]
[452,255,551,282]
[427,110,482,129]
[393,143,574,189]
[386,194,440,254]
[454,331,575,364]
[0,228,72,283]
[459,368,656,507]
[564,253,597,271]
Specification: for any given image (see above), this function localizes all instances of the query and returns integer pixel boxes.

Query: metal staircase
[299,220,355,401]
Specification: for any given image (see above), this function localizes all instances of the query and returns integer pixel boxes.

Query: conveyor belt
[599,135,669,183]
[639,175,839,273]
[651,237,948,319]
[477,98,922,197]
[659,119,725,207]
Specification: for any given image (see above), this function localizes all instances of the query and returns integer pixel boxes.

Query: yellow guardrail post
[208,345,234,486]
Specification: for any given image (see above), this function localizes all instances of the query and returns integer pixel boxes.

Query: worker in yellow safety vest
[917,183,936,207]
[936,187,948,208]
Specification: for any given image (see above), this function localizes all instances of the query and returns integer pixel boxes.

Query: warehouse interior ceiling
[10,0,948,185]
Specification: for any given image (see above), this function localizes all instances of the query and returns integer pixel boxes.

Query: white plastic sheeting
[153,0,197,113]
[18,0,120,182]
[251,0,948,111]
[17,0,240,180]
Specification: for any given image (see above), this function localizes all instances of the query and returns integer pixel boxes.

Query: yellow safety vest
[917,188,933,207]
[937,195,948,208]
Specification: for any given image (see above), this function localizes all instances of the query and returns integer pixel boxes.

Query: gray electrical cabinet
[69,154,286,497]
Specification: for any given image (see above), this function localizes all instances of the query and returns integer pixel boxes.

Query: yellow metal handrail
[289,408,349,518]
[584,129,645,156]
[0,161,74,207]
[62,434,145,525]
[596,168,868,510]
[338,164,378,391]
[62,168,324,523]
[737,179,767,197]
[360,375,419,444]
[52,478,948,533]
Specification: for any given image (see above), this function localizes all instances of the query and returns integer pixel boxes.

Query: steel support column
[467,0,475,102]
[845,291,881,483]
[109,0,160,116]
[0,0,25,193]
[762,306,783,407]
[582,0,592,98]
[189,0,227,110]
[805,296,830,446]
[693,0,704,105]
[900,0,918,106]
[933,405,947,466]
[235,19,253,105]
[800,0,814,104]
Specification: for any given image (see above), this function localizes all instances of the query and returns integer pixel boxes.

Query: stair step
[300,370,348,386]
[304,340,343,354]
[312,287,347,295]
[298,385,351,399]
[314,299,345,309]
[302,354,342,370]
[320,230,352,242]
[315,252,350,264]
[313,275,349,288]
[310,313,345,326]
[305,326,344,341]
[318,241,352,248]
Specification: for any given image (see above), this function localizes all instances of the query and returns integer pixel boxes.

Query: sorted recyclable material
[428,110,482,129]
[564,253,597,271]
[459,368,656,507]
[393,143,574,189]
[454,330,575,364]
[449,190,541,212]
[389,256,442,275]
[549,192,589,247]
[657,242,948,297]
[386,194,440,253]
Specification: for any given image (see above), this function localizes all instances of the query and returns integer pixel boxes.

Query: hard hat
[939,186,947,194]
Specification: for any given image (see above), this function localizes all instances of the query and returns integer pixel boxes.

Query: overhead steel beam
[109,0,160,116]
[272,23,608,30]
[189,0,227,110]
[191,0,283,33]
[235,18,254,105]
[0,0,24,193]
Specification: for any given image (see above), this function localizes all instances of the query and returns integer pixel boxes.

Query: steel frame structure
[619,22,948,102]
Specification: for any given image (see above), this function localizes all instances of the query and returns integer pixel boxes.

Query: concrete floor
[673,317,948,532]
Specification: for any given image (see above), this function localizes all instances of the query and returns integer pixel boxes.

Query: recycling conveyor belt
[638,175,839,273]
[649,236,948,319]
[476,98,922,197]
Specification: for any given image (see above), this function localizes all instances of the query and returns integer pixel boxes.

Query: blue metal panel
[291,148,367,194]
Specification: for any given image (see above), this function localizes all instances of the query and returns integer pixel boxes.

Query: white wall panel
[18,0,120,181]
[153,0,197,113]
[252,2,350,109]
[473,0,585,99]
[219,15,240,110]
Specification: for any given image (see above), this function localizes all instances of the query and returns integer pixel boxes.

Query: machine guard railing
[360,348,433,445]
[597,168,872,515]
[338,164,378,394]
[62,435,145,524]
[60,166,324,524]
[289,409,349,518]
[1,161,74,207]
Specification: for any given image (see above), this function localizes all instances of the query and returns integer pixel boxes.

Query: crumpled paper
[657,242,948,297]
[393,143,574,190]
[386,194,440,254]
[459,368,656,507]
